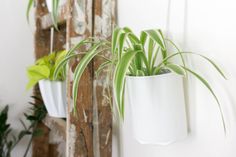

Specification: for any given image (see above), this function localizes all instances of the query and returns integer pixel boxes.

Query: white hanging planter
[39,80,67,118]
[126,72,188,145]
[46,0,67,12]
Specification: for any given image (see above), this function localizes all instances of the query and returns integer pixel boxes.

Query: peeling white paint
[105,129,111,145]
[73,0,86,34]
[69,124,77,157]
[93,80,101,157]
[83,108,88,123]
[102,0,112,37]
[49,131,66,157]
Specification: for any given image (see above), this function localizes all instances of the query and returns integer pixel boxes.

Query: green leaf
[156,51,226,79]
[26,65,50,90]
[141,29,167,65]
[118,32,127,60]
[165,63,186,76]
[53,53,78,79]
[151,47,160,71]
[72,42,107,114]
[196,54,227,79]
[26,0,34,23]
[33,129,44,137]
[113,50,140,119]
[141,29,166,50]
[112,27,123,54]
[181,66,226,134]
[18,130,31,140]
[52,0,59,30]
[95,60,112,78]
[165,39,186,69]
[67,38,92,57]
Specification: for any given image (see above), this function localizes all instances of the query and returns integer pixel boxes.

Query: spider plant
[26,0,61,29]
[54,27,226,132]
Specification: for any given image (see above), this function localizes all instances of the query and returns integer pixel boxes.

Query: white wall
[0,0,34,156]
[114,0,236,157]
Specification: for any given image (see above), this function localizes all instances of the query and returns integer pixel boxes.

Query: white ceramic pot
[126,72,188,145]
[46,0,67,12]
[39,80,67,118]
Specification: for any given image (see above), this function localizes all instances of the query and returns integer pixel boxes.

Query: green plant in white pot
[54,27,226,144]
[27,51,67,118]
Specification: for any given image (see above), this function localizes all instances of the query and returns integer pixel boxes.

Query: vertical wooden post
[93,0,116,157]
[66,0,94,156]
[33,0,116,156]
[33,0,66,156]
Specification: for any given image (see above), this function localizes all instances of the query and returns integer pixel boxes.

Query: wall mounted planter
[46,0,66,12]
[126,72,188,145]
[39,80,67,118]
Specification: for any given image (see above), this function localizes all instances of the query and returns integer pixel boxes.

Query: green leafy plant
[26,50,67,90]
[26,0,61,29]
[54,27,226,132]
[0,96,47,157]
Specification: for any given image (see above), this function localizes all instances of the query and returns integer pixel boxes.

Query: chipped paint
[68,124,77,157]
[93,80,101,157]
[49,131,66,157]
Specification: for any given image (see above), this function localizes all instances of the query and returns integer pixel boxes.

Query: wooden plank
[93,0,116,156]
[40,4,67,30]
[67,0,94,156]
[42,114,66,140]
[33,0,67,156]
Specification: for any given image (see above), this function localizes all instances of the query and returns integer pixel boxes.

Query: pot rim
[39,79,65,83]
[126,72,183,79]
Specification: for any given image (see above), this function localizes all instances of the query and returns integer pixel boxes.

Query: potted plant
[26,0,66,29]
[0,97,46,157]
[54,27,226,144]
[26,51,67,118]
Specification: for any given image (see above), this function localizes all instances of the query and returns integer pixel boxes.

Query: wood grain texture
[33,0,116,156]
[66,0,116,156]
[93,0,116,157]
[42,114,66,140]
[67,0,94,156]
[40,4,67,29]
[33,0,66,156]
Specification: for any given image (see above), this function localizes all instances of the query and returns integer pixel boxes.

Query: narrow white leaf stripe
[113,50,140,119]
[72,42,107,113]
[181,66,226,134]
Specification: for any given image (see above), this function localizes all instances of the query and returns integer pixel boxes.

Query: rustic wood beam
[40,4,67,30]
[66,0,94,156]
[93,0,116,156]
[33,0,67,156]
[42,115,66,140]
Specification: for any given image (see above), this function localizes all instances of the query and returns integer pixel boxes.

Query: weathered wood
[42,114,66,140]
[33,0,67,156]
[67,0,94,156]
[33,0,117,156]
[32,122,50,157]
[93,0,116,156]
[40,4,67,30]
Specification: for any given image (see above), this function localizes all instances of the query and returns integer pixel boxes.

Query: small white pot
[39,80,67,118]
[46,0,67,12]
[126,73,188,145]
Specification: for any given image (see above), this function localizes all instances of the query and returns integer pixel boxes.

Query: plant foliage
[26,50,67,90]
[26,0,61,29]
[0,96,47,157]
[54,27,226,132]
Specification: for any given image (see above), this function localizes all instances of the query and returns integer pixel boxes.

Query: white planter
[46,0,67,12]
[39,80,67,118]
[126,73,188,145]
